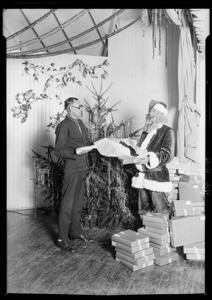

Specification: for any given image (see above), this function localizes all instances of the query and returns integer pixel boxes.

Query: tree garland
[11,58,109,124]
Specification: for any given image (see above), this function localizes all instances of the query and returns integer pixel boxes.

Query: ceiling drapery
[164,9,202,162]
[3,8,208,59]
[4,9,139,58]
[7,15,141,59]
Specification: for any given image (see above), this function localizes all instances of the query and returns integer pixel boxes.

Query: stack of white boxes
[183,242,205,261]
[167,167,180,202]
[111,229,155,271]
[138,213,179,266]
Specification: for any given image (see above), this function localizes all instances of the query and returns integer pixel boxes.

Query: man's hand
[76,145,96,155]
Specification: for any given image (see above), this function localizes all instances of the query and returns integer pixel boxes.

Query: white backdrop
[7,54,111,210]
[108,18,179,142]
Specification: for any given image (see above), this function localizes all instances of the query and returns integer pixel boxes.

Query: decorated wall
[7,54,111,210]
[108,17,179,145]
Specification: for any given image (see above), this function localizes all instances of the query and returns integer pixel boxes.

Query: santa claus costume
[132,100,175,218]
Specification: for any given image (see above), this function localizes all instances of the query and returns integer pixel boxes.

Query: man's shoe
[67,239,77,248]
[56,239,74,251]
[70,234,93,242]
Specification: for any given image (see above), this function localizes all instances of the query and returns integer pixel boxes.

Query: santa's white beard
[143,115,160,132]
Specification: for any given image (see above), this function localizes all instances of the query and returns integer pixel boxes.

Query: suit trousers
[138,188,172,217]
[58,171,87,242]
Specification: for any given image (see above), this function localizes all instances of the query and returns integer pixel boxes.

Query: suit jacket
[54,116,89,173]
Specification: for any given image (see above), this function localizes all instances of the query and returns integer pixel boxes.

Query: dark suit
[55,116,89,242]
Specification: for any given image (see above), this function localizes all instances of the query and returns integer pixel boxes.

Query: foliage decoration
[11,58,109,123]
[32,145,64,211]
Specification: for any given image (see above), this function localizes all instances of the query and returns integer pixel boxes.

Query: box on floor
[183,241,205,255]
[115,245,153,259]
[172,200,205,217]
[138,227,170,245]
[185,253,205,261]
[116,251,155,266]
[154,251,179,266]
[116,257,154,271]
[178,182,203,202]
[112,241,150,254]
[111,229,149,248]
[169,215,205,247]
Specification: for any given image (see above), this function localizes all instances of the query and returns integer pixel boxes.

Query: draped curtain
[165,9,201,162]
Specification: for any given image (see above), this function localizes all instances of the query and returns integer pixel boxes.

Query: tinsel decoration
[158,9,162,55]
[154,8,158,27]
[152,8,158,59]
[152,9,155,59]
[154,9,157,49]
[140,9,149,37]
[165,18,168,68]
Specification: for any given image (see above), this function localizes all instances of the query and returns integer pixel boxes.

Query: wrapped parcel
[76,138,147,164]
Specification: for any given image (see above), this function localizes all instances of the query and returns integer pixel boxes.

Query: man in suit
[131,100,175,219]
[54,97,90,251]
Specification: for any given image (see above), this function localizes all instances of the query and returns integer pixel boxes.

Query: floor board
[6,210,205,295]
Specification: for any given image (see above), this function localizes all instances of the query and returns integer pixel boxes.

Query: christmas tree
[81,81,142,230]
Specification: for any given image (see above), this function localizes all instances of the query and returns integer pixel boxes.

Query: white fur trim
[135,163,143,172]
[146,152,159,169]
[140,129,157,150]
[132,173,173,192]
[153,103,168,116]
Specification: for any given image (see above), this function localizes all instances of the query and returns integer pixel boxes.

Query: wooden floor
[6,210,205,295]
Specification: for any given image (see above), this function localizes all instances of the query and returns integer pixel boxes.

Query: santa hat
[148,100,168,116]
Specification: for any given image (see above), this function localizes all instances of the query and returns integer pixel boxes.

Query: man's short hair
[64,97,78,110]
